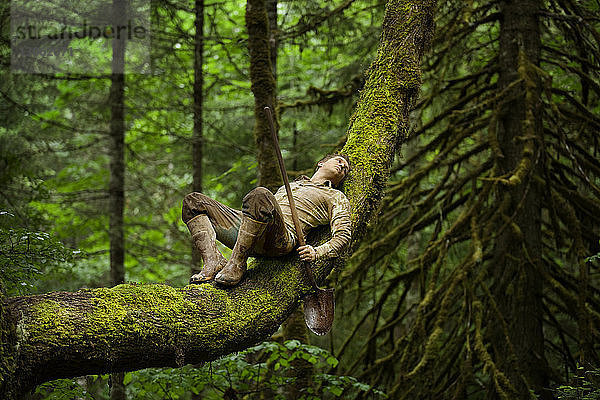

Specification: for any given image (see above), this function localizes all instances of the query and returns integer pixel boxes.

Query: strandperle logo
[11,0,150,74]
[14,19,148,41]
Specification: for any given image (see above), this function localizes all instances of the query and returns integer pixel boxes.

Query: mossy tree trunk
[266,0,277,81]
[488,0,550,398]
[0,291,17,399]
[0,0,436,397]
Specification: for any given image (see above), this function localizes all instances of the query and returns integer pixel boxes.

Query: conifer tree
[338,0,600,398]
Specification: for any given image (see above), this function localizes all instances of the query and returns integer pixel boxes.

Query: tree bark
[0,0,436,397]
[489,0,550,398]
[109,0,126,288]
[191,0,205,275]
[246,0,282,192]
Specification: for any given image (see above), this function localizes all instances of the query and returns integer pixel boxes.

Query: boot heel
[215,217,267,286]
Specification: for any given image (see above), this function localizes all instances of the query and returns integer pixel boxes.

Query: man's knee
[244,187,272,200]
[182,192,214,223]
[242,187,276,222]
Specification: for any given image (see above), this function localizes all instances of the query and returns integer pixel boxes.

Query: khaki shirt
[274,176,352,260]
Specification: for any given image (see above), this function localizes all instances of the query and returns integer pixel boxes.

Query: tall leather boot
[187,214,227,283]
[215,216,267,286]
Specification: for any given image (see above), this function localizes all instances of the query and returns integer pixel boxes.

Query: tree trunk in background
[282,308,312,397]
[108,1,127,399]
[489,0,550,398]
[109,0,126,289]
[191,0,205,276]
[292,122,298,171]
[246,0,281,192]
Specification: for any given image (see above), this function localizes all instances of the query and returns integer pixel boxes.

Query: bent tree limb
[0,0,436,397]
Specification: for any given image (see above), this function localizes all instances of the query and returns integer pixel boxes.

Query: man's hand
[297,245,317,262]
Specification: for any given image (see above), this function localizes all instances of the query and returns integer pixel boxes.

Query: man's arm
[314,192,352,260]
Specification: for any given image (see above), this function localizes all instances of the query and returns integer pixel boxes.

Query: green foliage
[585,242,600,264]
[0,212,79,296]
[34,378,100,400]
[34,340,387,400]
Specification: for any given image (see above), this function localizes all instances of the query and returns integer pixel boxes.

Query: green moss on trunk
[0,291,17,399]
[342,0,436,238]
[6,258,309,396]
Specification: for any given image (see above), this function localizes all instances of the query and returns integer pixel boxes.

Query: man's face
[317,156,350,186]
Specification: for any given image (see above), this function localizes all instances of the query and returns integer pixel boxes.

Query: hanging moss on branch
[334,0,600,398]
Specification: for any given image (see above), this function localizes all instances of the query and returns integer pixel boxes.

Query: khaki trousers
[182,187,296,256]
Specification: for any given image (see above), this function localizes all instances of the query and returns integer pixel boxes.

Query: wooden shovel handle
[264,106,318,288]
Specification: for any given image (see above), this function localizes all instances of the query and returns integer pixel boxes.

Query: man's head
[313,154,351,187]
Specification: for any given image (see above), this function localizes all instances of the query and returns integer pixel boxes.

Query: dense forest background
[1,0,599,399]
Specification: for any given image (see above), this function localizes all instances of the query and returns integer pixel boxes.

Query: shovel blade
[303,288,335,336]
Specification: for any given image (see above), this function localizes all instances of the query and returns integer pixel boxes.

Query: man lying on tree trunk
[182,154,352,286]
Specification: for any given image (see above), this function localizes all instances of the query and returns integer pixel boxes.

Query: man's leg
[182,192,242,283]
[215,187,296,286]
